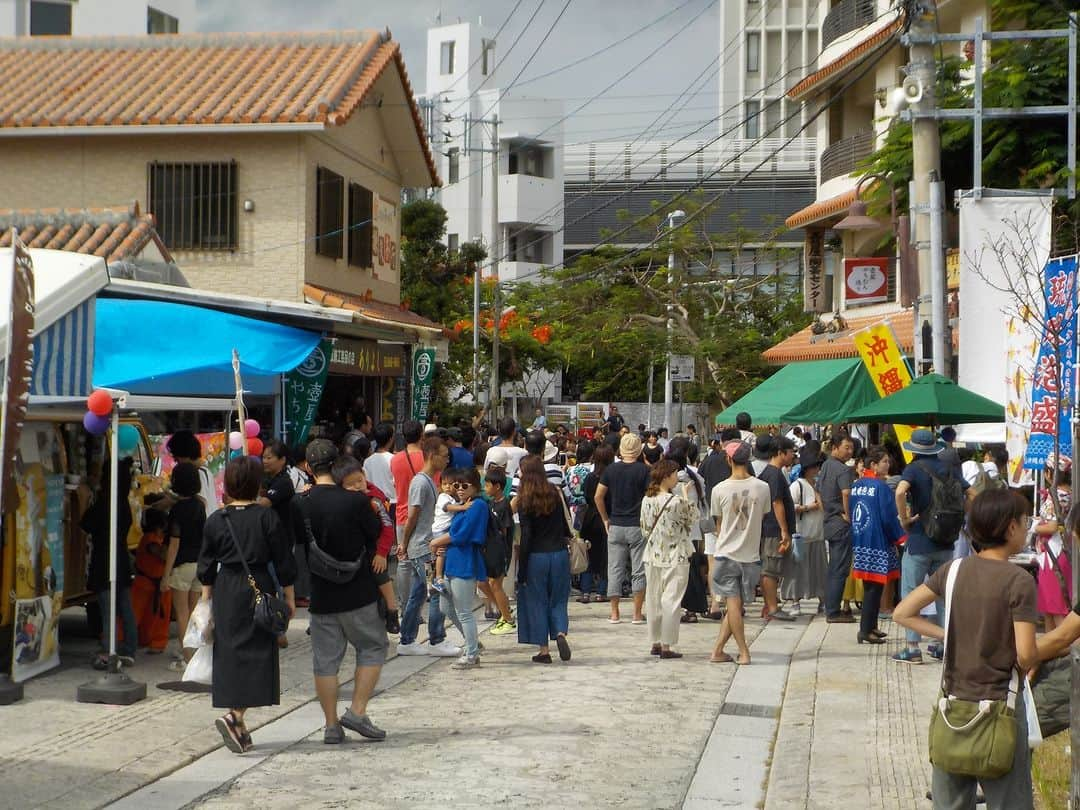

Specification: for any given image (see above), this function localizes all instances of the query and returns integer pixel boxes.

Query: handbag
[643,494,678,545]
[222,511,290,636]
[560,492,589,575]
[304,517,366,584]
[927,558,1019,779]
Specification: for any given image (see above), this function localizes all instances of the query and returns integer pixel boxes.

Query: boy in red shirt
[129,508,172,653]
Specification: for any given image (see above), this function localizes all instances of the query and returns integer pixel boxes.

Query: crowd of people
[80,406,1080,809]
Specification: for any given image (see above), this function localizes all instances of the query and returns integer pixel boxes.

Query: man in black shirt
[758,437,797,622]
[605,405,626,434]
[294,440,387,745]
[594,433,650,623]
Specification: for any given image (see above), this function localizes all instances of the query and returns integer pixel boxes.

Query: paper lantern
[247,437,264,457]
[244,419,260,439]
[83,411,110,435]
[87,389,113,417]
[228,431,244,451]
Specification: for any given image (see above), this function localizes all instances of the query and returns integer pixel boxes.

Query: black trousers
[860,581,884,636]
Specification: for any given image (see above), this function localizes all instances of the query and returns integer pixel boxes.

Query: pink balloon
[244,419,260,439]
[83,410,110,435]
[228,431,244,451]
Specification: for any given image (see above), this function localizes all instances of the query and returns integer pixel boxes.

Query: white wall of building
[421,21,564,285]
[0,0,194,36]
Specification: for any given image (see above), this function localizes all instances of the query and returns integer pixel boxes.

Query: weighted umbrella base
[0,674,23,705]
[76,671,146,705]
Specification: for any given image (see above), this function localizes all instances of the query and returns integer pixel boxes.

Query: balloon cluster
[83,389,113,435]
[228,419,263,459]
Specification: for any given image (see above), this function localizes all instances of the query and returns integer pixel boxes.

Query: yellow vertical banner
[853,322,918,462]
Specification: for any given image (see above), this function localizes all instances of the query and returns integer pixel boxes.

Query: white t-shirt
[790,477,824,541]
[961,459,999,487]
[198,465,219,516]
[432,491,456,535]
[486,444,529,477]
[364,451,396,504]
[710,475,771,563]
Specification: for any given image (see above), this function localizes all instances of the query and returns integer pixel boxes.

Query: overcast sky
[196,0,721,144]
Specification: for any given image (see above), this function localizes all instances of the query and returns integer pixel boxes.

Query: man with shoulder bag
[293,440,387,745]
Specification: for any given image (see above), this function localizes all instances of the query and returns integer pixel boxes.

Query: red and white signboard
[844,257,890,306]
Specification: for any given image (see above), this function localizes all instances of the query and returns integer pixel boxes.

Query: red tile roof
[785,188,860,230]
[0,202,172,263]
[762,308,958,364]
[0,30,439,186]
[304,283,445,335]
[787,17,903,101]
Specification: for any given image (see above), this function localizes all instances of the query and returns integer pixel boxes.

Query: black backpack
[482,506,507,573]
[917,461,966,547]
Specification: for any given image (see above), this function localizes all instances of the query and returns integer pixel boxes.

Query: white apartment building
[0,0,193,36]
[421,21,564,285]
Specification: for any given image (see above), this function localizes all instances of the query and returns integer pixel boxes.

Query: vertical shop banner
[1023,255,1078,469]
[2,234,35,508]
[12,595,58,682]
[410,347,436,423]
[1005,312,1038,486]
[43,474,64,594]
[853,322,917,461]
[285,339,331,445]
[803,230,829,313]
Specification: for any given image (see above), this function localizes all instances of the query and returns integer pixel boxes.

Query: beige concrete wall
[302,99,404,305]
[0,132,308,301]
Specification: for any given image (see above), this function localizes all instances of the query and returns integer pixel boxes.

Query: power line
[434,0,528,101]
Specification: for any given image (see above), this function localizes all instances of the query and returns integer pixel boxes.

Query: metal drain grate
[718,702,779,719]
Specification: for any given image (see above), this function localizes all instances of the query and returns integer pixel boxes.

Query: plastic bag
[1024,678,1044,750]
[181,644,213,685]
[183,599,213,649]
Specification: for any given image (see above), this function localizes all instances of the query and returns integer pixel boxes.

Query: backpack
[482,505,507,573]
[917,461,966,547]
[970,466,1006,497]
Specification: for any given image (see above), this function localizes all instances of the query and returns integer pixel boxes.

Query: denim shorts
[711,556,761,602]
[310,602,388,675]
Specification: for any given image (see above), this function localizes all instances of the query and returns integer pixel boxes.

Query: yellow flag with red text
[854,322,917,462]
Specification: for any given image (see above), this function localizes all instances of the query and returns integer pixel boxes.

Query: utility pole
[664,210,685,433]
[488,114,502,421]
[907,0,944,375]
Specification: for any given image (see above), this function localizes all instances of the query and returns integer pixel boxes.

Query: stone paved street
[2,598,955,810]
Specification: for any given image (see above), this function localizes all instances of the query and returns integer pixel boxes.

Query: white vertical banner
[1004,312,1038,486]
[955,192,1052,445]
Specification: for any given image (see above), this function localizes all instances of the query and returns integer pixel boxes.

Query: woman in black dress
[579,444,614,603]
[198,456,296,753]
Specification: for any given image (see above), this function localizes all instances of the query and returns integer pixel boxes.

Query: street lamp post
[664,209,686,434]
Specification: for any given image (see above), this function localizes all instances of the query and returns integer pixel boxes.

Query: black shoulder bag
[222,510,290,636]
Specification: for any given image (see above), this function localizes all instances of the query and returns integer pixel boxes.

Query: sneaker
[892,647,924,665]
[118,655,135,668]
[323,724,345,745]
[431,578,447,595]
[396,641,427,656]
[790,601,801,615]
[490,618,516,636]
[428,640,462,657]
[340,708,386,740]
[484,607,498,620]
[452,654,480,669]
[926,643,944,661]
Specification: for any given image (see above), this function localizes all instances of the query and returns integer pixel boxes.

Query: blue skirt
[517,549,571,645]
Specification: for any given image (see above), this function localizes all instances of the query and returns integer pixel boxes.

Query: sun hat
[306,438,338,467]
[543,441,559,463]
[485,446,510,468]
[901,428,946,456]
[797,448,824,471]
[619,433,643,459]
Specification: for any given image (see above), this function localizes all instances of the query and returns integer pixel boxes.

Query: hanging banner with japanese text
[1023,255,1078,469]
[803,230,829,313]
[853,321,916,461]
[410,347,436,423]
[285,339,331,446]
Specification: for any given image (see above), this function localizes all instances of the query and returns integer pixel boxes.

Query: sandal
[706,610,726,621]
[215,712,245,754]
[680,612,699,624]
[709,652,735,663]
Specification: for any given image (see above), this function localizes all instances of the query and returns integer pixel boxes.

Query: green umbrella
[845,373,1005,426]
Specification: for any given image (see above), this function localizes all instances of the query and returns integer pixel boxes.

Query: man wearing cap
[710,441,771,664]
[594,433,650,623]
[294,439,388,744]
[892,428,972,664]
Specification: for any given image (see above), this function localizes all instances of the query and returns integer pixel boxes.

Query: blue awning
[93,299,322,396]
[32,299,95,397]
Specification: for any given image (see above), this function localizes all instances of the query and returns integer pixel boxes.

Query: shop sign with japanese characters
[854,321,917,460]
[1023,255,1078,469]
[803,230,829,313]
[285,339,331,445]
[844,257,890,306]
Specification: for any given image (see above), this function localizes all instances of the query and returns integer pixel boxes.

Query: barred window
[147,161,237,250]
[348,182,373,268]
[316,166,344,259]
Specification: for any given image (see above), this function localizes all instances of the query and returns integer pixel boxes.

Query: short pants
[711,556,761,603]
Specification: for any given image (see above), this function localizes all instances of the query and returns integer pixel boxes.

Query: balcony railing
[820,131,874,183]
[822,0,877,49]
